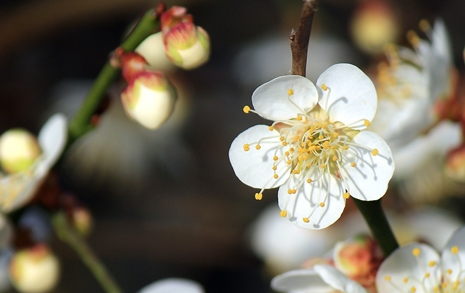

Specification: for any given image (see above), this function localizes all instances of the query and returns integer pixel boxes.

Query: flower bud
[9,245,60,293]
[135,32,176,72]
[333,235,383,289]
[120,52,150,83]
[0,129,41,174]
[121,70,176,129]
[445,145,465,182]
[160,6,210,70]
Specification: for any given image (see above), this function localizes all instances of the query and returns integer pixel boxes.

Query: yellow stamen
[320,164,326,169]
[411,286,416,293]
[243,105,250,113]
[321,84,328,91]
[255,193,263,200]
[273,156,278,161]
[412,248,421,256]
[243,144,250,151]
[306,178,312,183]
[364,119,371,127]
[429,261,436,267]
[280,210,287,217]
[268,126,274,131]
[332,156,338,161]
[303,217,310,223]
[403,278,409,283]
[351,162,356,167]
[273,174,278,179]
[384,276,391,281]
[255,144,261,150]
[447,269,453,274]
[343,192,350,199]
[452,246,459,254]
[319,202,325,207]
[296,115,302,121]
[288,89,294,96]
[372,149,379,156]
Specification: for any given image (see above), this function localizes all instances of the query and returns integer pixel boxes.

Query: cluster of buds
[119,6,209,130]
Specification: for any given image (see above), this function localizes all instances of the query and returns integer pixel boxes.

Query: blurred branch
[290,0,318,77]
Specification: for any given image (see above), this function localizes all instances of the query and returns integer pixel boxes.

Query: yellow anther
[411,286,416,293]
[419,19,431,32]
[384,276,391,281]
[372,149,379,156]
[442,282,448,288]
[407,30,420,46]
[280,210,287,217]
[451,246,459,254]
[273,174,278,179]
[318,135,323,140]
[293,136,299,143]
[288,89,294,96]
[343,192,350,199]
[282,142,288,146]
[333,133,339,138]
[332,156,338,161]
[286,160,291,165]
[412,248,421,256]
[255,144,261,150]
[287,189,293,194]
[351,162,356,167]
[429,261,436,267]
[272,166,277,170]
[364,119,371,127]
[296,115,302,121]
[289,148,295,153]
[243,105,251,113]
[268,126,274,131]
[447,269,452,275]
[434,286,439,292]
[321,84,328,91]
[255,193,263,200]
[243,144,250,151]
[342,145,349,150]
[292,170,299,174]
[273,156,278,161]
[306,178,312,183]
[425,273,430,278]
[285,151,290,156]
[403,278,409,283]
[302,217,310,223]
[319,202,325,207]
[280,136,285,141]
[320,164,326,169]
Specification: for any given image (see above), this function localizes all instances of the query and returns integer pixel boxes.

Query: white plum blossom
[138,278,204,293]
[272,264,367,293]
[229,63,395,230]
[376,226,465,293]
[0,114,67,212]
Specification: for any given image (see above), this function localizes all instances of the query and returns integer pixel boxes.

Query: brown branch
[290,0,318,77]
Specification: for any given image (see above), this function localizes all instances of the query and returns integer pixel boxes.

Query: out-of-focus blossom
[229,63,394,230]
[350,0,399,54]
[0,130,41,174]
[159,6,210,70]
[9,244,59,293]
[376,226,465,293]
[121,69,177,130]
[0,114,67,213]
[139,278,204,293]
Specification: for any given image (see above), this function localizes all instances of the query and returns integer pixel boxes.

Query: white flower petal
[278,172,345,230]
[314,265,367,293]
[139,278,204,293]
[252,75,318,120]
[376,243,441,293]
[316,64,377,130]
[37,114,68,175]
[271,269,334,293]
[339,131,394,201]
[442,227,465,283]
[229,125,290,189]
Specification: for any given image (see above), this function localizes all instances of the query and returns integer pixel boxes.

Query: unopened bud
[9,245,59,293]
[0,129,41,174]
[161,6,210,69]
[120,52,149,82]
[136,32,176,72]
[121,70,176,129]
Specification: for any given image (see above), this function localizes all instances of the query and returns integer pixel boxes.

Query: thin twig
[290,0,318,77]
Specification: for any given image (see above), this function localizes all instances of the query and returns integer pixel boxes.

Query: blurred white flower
[0,114,67,212]
[139,278,204,293]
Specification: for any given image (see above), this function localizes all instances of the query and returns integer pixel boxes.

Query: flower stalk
[67,5,164,145]
[52,212,123,293]
[352,198,398,257]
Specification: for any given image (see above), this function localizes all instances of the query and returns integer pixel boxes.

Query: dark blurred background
[1,0,465,292]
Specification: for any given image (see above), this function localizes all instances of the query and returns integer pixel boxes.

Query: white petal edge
[278,172,345,230]
[37,113,68,175]
[252,75,319,120]
[271,269,335,293]
[376,243,441,293]
[314,265,367,293]
[138,278,204,293]
[316,63,377,130]
[339,131,394,201]
[229,125,290,189]
[442,226,465,283]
